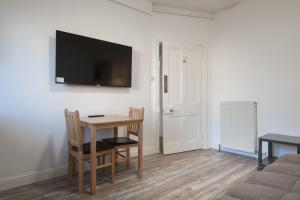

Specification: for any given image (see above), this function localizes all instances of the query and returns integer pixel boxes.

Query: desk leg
[90,127,97,195]
[257,139,264,170]
[138,122,144,178]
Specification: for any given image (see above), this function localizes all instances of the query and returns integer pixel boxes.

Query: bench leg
[257,139,264,170]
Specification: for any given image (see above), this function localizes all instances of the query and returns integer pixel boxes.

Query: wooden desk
[80,115,144,194]
[258,133,300,170]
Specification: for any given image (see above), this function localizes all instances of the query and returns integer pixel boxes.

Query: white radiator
[220,101,257,154]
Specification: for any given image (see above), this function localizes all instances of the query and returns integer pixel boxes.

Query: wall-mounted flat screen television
[55,30,132,87]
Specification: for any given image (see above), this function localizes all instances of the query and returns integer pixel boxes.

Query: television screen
[55,30,132,87]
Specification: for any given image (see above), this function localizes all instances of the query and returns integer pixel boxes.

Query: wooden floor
[0,150,257,200]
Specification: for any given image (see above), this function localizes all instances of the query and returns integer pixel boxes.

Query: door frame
[150,39,209,154]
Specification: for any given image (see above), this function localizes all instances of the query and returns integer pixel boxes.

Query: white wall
[151,13,212,46]
[0,0,152,190]
[6,0,300,191]
[150,13,212,152]
[210,0,300,155]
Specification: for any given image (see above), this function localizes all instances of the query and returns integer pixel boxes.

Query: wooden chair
[64,109,115,194]
[103,107,144,167]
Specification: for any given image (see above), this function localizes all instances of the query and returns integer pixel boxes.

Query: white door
[162,42,204,155]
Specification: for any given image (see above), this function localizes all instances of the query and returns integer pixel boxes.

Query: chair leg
[98,156,101,165]
[126,147,130,167]
[102,154,106,164]
[115,148,118,167]
[78,156,84,194]
[127,132,130,167]
[111,150,116,184]
[68,153,74,184]
[72,157,77,178]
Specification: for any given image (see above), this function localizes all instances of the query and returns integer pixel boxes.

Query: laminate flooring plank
[0,150,256,200]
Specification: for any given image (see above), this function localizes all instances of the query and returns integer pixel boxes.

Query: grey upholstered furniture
[218,154,300,200]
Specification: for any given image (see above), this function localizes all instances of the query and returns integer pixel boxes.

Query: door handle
[164,75,168,93]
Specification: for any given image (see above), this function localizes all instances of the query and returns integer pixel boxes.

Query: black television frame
[55,30,132,87]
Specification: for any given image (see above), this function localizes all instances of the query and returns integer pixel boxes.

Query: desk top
[80,115,143,127]
[259,133,300,145]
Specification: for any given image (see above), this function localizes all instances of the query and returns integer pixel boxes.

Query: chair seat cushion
[103,137,138,146]
[72,141,114,154]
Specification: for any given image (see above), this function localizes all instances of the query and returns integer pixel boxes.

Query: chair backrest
[64,109,83,151]
[128,107,144,133]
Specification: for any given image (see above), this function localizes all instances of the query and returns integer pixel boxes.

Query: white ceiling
[148,0,244,14]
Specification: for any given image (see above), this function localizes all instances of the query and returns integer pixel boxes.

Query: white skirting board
[220,101,257,155]
[0,147,154,192]
[0,166,67,192]
[219,146,257,158]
